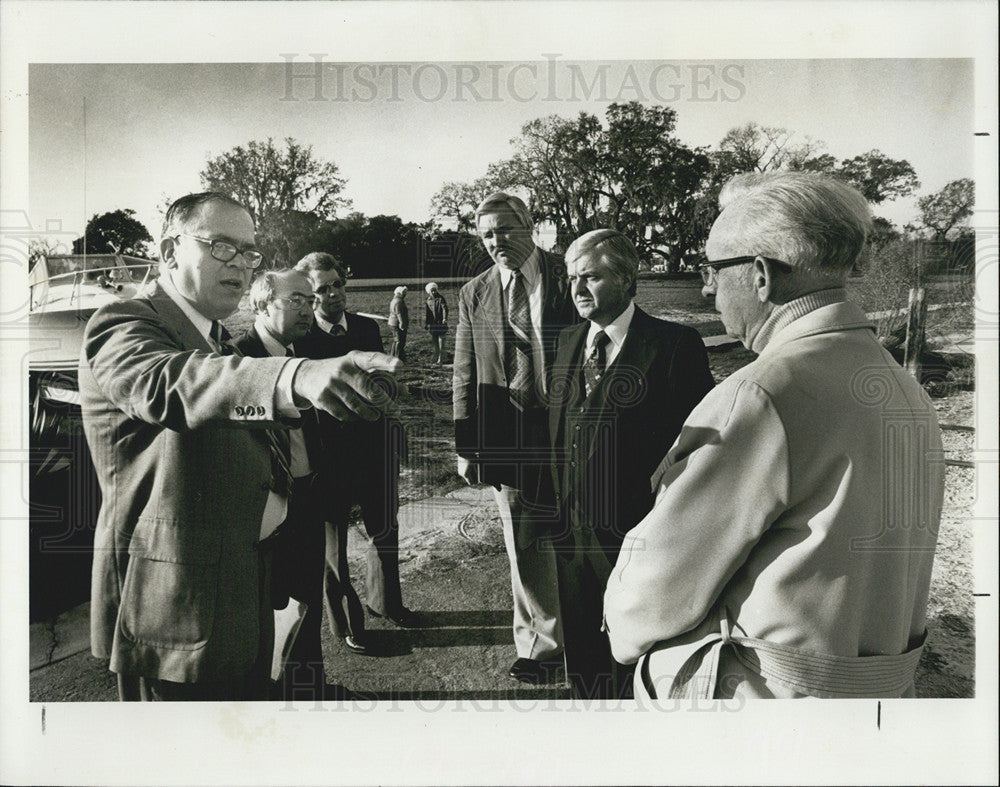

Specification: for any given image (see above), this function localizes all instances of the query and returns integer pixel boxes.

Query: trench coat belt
[640,612,927,700]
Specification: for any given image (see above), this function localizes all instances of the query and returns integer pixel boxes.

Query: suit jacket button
[574,425,581,431]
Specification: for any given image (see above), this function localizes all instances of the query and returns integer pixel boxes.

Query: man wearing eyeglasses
[80,192,400,701]
[233,268,337,700]
[604,172,944,700]
[294,252,412,651]
[453,192,578,685]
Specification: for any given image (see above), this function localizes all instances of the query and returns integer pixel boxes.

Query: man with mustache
[549,229,714,699]
[453,192,577,684]
[81,192,399,701]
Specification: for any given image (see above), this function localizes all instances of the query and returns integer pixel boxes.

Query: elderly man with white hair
[604,171,944,700]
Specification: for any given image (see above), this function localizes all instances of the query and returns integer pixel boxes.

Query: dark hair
[161,192,250,239]
[295,251,348,280]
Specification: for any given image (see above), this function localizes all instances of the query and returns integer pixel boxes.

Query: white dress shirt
[585,300,635,369]
[315,311,349,335]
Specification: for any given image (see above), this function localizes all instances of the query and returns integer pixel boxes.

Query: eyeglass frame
[270,294,317,312]
[698,255,788,286]
[173,233,264,269]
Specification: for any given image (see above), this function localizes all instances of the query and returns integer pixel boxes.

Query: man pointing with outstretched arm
[81,192,400,701]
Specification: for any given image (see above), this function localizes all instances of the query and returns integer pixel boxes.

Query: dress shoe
[366,604,417,628]
[509,656,564,685]
[343,635,367,654]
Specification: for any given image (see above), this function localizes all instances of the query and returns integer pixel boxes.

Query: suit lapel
[583,307,656,459]
[146,281,215,353]
[480,267,506,356]
[550,321,589,445]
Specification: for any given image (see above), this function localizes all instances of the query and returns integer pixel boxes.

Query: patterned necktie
[584,330,610,398]
[212,321,292,497]
[506,269,535,410]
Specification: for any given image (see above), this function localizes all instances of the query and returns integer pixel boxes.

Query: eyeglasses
[698,255,787,286]
[175,233,264,269]
[272,294,317,311]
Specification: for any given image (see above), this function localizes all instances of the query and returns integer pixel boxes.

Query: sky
[29,58,974,245]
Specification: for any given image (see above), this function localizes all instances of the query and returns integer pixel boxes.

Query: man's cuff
[275,357,308,416]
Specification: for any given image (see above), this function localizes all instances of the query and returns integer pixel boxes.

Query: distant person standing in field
[424,282,449,364]
[387,286,409,361]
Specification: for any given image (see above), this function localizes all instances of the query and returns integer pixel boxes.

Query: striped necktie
[506,269,535,410]
[583,330,610,398]
[213,321,292,497]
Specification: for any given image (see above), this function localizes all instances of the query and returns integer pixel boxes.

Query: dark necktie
[210,320,232,354]
[583,330,610,398]
[506,269,535,410]
[329,324,347,337]
[212,321,292,497]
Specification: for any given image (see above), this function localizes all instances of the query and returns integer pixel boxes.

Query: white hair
[716,171,872,275]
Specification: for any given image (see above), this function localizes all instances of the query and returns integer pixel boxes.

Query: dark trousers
[116,550,274,702]
[323,517,367,639]
[274,475,328,699]
[321,435,404,627]
[555,526,634,700]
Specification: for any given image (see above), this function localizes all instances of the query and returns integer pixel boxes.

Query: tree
[867,216,903,251]
[596,103,711,268]
[917,178,975,240]
[200,137,351,266]
[836,150,919,204]
[72,209,154,257]
[28,238,71,272]
[434,103,713,266]
[429,180,490,232]
[714,122,825,178]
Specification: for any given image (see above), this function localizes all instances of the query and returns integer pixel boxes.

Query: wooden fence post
[903,286,928,378]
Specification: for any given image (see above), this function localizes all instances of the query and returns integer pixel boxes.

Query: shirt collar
[253,317,290,357]
[497,247,540,290]
[159,273,215,345]
[751,287,849,353]
[315,311,348,334]
[587,300,635,351]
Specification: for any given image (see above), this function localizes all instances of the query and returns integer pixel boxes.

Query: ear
[160,236,177,268]
[752,256,775,303]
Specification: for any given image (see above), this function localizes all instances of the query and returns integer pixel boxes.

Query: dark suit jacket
[79,281,295,683]
[453,249,578,490]
[294,313,401,480]
[548,306,715,560]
